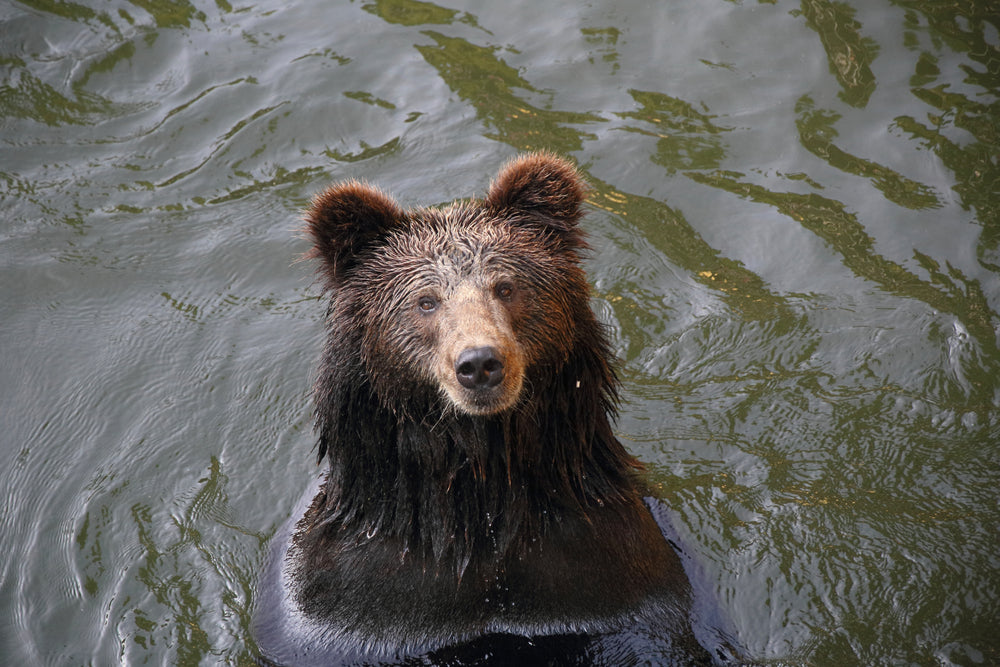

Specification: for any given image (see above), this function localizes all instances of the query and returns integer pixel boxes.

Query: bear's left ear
[304,181,405,288]
[484,152,588,238]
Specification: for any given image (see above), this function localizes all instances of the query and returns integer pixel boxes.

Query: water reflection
[363,0,463,27]
[322,137,402,165]
[895,2,1000,264]
[0,67,115,126]
[895,91,1000,261]
[581,27,621,74]
[126,457,260,664]
[617,89,729,174]
[689,170,998,358]
[205,165,327,205]
[795,96,941,209]
[590,185,790,321]
[796,0,879,108]
[3,0,999,664]
[416,31,605,153]
[125,0,206,28]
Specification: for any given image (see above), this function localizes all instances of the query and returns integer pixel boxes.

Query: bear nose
[455,346,505,390]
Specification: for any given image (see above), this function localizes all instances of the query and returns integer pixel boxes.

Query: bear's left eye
[495,282,515,301]
[418,296,438,313]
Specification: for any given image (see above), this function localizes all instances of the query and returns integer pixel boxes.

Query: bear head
[304,152,594,418]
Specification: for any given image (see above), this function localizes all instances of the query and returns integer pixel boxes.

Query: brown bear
[254,153,729,666]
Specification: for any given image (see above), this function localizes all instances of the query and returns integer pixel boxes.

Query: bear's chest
[287,498,690,640]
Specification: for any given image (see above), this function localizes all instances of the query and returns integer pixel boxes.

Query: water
[1,0,998,664]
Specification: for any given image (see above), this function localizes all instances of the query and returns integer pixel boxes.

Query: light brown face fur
[354,205,575,417]
[424,276,525,415]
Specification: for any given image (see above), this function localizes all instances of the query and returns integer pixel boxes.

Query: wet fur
[255,153,720,665]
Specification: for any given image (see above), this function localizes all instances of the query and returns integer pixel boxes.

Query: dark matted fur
[254,154,718,666]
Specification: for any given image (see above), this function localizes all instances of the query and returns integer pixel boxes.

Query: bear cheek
[512,292,577,369]
[360,308,442,408]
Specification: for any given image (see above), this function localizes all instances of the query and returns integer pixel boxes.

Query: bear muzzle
[443,343,523,416]
[430,284,525,415]
[455,346,505,390]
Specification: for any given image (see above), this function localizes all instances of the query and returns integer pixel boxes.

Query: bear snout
[455,346,505,390]
[438,335,524,416]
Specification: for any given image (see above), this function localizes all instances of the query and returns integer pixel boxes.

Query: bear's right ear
[304,181,405,287]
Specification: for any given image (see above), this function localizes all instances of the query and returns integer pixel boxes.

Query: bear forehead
[373,205,558,276]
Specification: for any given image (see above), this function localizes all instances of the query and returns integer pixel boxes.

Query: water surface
[1,0,998,664]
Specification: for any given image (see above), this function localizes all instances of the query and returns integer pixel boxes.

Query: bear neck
[312,340,642,571]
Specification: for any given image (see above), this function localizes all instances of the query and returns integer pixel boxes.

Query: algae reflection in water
[0,0,997,664]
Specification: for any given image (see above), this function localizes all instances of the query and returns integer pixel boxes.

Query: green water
[1,0,998,664]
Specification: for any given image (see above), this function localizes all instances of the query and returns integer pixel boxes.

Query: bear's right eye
[418,296,438,313]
